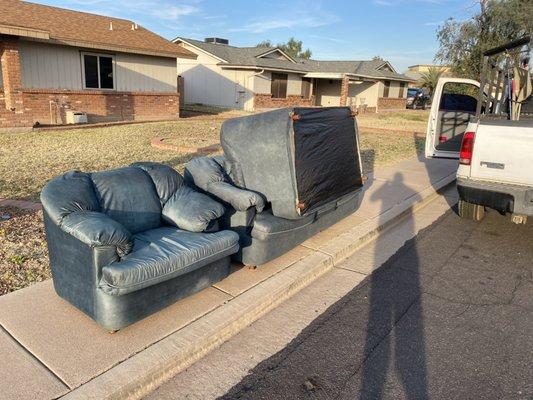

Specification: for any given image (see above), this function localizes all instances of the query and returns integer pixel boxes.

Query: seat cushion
[91,167,162,234]
[251,209,316,241]
[99,227,239,295]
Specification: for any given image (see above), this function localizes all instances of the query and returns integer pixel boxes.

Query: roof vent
[204,37,229,45]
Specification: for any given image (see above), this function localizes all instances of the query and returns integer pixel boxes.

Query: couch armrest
[208,181,265,213]
[185,156,265,212]
[60,211,133,257]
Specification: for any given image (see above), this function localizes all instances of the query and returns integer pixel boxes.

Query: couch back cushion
[91,167,162,234]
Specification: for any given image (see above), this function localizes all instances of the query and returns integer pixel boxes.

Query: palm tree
[420,67,444,96]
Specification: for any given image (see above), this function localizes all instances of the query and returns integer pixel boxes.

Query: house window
[82,53,115,89]
[271,73,288,99]
[301,78,312,99]
[399,82,406,98]
[383,80,391,98]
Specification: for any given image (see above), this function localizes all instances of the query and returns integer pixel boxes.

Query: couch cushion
[99,227,239,295]
[162,186,225,232]
[251,209,316,241]
[91,167,162,234]
[131,162,185,205]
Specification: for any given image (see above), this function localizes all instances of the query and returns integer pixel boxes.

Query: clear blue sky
[33,0,479,72]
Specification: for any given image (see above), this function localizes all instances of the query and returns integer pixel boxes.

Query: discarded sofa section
[41,162,239,330]
[185,107,364,266]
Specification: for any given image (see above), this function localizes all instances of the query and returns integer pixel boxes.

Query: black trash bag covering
[292,107,362,214]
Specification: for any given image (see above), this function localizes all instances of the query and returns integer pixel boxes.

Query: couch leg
[247,265,257,270]
[108,330,119,334]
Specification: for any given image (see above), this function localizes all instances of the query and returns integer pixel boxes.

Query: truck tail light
[459,131,475,165]
[439,135,447,143]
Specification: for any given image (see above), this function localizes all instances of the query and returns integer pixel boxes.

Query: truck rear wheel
[458,199,485,221]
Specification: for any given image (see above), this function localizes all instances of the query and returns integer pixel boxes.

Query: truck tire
[458,199,485,221]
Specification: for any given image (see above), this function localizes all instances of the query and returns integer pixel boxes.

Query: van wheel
[458,199,485,221]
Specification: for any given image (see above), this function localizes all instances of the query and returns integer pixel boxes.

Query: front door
[425,77,480,159]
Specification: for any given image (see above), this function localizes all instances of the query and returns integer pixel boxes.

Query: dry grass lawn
[1,116,425,201]
[0,120,222,200]
[357,109,429,132]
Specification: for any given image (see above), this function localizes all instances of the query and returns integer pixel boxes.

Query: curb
[61,173,456,400]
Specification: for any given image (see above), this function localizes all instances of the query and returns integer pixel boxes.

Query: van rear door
[425,77,480,159]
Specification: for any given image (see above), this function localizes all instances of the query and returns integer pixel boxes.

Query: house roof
[0,0,196,59]
[176,38,310,72]
[176,37,413,81]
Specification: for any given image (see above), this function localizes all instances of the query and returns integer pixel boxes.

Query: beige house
[173,37,414,112]
[0,0,196,129]
[404,64,452,87]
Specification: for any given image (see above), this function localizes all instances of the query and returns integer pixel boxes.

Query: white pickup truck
[426,36,533,223]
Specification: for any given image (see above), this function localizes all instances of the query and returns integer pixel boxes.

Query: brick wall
[23,89,179,125]
[0,38,24,113]
[0,89,179,128]
[339,75,349,107]
[0,89,33,128]
[254,93,315,109]
[377,97,407,110]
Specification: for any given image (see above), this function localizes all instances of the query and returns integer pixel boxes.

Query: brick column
[0,38,24,112]
[339,75,349,106]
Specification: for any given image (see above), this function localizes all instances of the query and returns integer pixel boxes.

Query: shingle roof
[297,59,413,81]
[178,38,413,81]
[178,38,309,72]
[0,0,196,59]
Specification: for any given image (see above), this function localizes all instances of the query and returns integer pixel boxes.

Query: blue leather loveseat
[41,162,239,331]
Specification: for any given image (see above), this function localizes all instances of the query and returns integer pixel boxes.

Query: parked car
[406,88,430,109]
[425,36,533,224]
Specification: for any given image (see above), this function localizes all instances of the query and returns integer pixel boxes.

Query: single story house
[173,37,414,112]
[0,0,196,129]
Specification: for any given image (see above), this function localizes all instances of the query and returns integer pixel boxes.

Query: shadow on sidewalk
[216,135,455,399]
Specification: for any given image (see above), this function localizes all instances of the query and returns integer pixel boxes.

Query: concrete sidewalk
[0,156,457,400]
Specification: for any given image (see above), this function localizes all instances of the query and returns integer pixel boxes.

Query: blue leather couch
[185,107,364,266]
[41,162,239,331]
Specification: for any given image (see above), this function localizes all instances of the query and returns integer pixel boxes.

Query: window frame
[399,82,406,98]
[382,80,391,98]
[301,77,312,99]
[81,52,116,90]
[271,73,288,99]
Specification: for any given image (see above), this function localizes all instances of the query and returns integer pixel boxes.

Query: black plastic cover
[293,107,362,214]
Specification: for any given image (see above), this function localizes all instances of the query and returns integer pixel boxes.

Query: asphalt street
[147,207,533,400]
[219,209,532,400]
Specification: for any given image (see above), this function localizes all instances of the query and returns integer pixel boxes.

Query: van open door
[425,77,480,159]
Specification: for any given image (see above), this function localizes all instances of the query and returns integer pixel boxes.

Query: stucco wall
[253,71,303,97]
[18,40,177,92]
[316,79,341,106]
[378,80,406,98]
[347,81,379,108]
[177,42,255,110]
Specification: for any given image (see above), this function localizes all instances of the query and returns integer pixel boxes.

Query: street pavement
[146,208,533,400]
